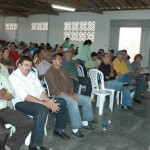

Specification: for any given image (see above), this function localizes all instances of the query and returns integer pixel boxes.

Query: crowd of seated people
[0,38,149,150]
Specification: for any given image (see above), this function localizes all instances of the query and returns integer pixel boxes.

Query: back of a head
[83,39,92,45]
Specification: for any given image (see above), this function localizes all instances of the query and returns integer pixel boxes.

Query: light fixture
[51,4,76,11]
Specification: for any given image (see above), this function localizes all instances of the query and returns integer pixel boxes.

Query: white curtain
[140,28,150,67]
[109,27,120,51]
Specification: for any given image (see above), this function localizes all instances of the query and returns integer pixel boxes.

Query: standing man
[9,56,69,150]
[0,75,33,150]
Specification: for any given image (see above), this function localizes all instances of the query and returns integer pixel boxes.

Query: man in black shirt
[98,53,133,110]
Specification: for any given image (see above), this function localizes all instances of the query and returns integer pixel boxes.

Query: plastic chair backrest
[77,65,85,77]
[44,77,50,97]
[89,69,105,91]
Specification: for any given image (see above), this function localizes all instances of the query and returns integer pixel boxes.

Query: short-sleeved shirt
[0,75,14,109]
[1,58,16,74]
[113,58,129,76]
[37,60,51,76]
[98,62,115,81]
[9,68,45,106]
[63,59,78,77]
[85,58,101,69]
[9,50,20,63]
[0,63,9,78]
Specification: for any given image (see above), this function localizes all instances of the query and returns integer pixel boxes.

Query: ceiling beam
[36,0,103,13]
[0,3,58,15]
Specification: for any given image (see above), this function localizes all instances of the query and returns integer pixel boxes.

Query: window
[64,21,95,42]
[5,23,18,30]
[118,27,141,61]
[31,22,48,30]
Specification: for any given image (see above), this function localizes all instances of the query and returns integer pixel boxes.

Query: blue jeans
[134,77,143,100]
[105,74,132,106]
[105,80,132,106]
[117,73,143,100]
[56,94,93,129]
[15,98,67,147]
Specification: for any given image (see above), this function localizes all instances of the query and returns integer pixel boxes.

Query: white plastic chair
[77,65,86,94]
[89,69,115,115]
[44,77,51,97]
[5,124,14,137]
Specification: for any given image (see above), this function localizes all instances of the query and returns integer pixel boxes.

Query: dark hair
[37,46,44,54]
[98,49,104,53]
[17,56,33,65]
[127,55,130,60]
[83,39,92,45]
[122,49,127,53]
[110,50,114,53]
[91,52,97,57]
[2,47,9,53]
[134,54,143,61]
[51,54,62,63]
[65,37,69,41]
[23,48,30,54]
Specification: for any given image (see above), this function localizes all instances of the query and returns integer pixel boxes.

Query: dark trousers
[0,107,33,150]
[73,77,92,96]
[15,98,67,147]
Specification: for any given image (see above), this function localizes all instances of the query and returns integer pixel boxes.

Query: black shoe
[121,106,128,110]
[127,106,134,110]
[28,145,48,150]
[82,124,95,131]
[90,120,98,124]
[72,130,84,138]
[53,129,70,140]
[134,99,142,104]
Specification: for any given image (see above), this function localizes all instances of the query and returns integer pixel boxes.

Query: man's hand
[70,76,79,82]
[69,93,78,100]
[0,88,7,99]
[46,99,60,113]
[131,78,136,84]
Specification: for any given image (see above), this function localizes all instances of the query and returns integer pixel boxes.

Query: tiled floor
[20,97,150,150]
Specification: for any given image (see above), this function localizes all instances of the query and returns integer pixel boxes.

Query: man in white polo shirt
[0,75,33,150]
[9,56,69,150]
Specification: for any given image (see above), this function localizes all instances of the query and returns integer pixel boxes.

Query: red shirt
[9,50,20,62]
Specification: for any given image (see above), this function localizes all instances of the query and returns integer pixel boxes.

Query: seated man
[113,51,143,104]
[63,50,92,96]
[37,50,52,82]
[45,54,94,139]
[85,52,101,70]
[9,56,69,150]
[122,50,149,99]
[99,53,133,110]
[0,63,9,77]
[0,75,33,150]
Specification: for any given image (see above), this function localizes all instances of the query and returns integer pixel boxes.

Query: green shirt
[77,45,91,61]
[0,75,14,109]
[85,58,101,69]
[63,60,79,77]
